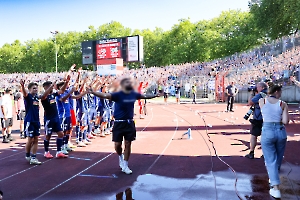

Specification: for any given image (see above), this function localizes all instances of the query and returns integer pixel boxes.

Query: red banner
[96,42,121,59]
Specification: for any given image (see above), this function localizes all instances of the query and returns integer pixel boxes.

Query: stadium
[0,0,299,199]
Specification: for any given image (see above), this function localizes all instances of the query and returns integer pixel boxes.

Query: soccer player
[56,82,76,153]
[20,80,44,165]
[14,89,26,139]
[74,78,90,147]
[1,88,14,143]
[87,92,97,139]
[41,78,70,159]
[100,85,111,137]
[90,78,159,174]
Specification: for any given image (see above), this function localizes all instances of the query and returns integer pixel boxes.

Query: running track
[0,102,300,200]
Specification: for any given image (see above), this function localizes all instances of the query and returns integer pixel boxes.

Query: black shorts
[164,92,168,99]
[24,121,40,138]
[112,121,136,142]
[17,110,26,120]
[1,118,13,128]
[250,119,263,136]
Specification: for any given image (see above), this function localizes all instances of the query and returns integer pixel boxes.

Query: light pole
[50,31,59,73]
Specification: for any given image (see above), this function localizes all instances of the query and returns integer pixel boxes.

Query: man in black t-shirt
[90,78,159,175]
[226,82,238,112]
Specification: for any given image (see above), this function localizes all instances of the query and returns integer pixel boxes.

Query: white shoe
[122,166,133,174]
[83,139,92,145]
[100,132,106,137]
[30,158,42,165]
[25,156,31,162]
[119,155,124,169]
[94,128,100,134]
[65,146,74,152]
[104,129,110,135]
[77,141,87,147]
[61,147,69,155]
[269,188,281,198]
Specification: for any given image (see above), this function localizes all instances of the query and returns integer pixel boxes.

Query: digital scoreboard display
[96,42,121,59]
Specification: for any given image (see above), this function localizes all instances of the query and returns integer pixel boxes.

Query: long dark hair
[268,82,282,94]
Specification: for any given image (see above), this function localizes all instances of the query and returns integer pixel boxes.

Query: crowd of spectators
[1,34,299,93]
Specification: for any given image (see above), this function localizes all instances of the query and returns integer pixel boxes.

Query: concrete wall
[194,86,300,103]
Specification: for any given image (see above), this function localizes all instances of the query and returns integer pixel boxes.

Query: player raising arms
[20,80,51,165]
[89,78,159,174]
[41,74,71,159]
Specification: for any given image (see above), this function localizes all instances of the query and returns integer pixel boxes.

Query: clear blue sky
[0,0,249,46]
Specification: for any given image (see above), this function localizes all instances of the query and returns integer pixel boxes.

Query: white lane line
[139,107,154,132]
[0,151,23,161]
[33,152,114,200]
[0,159,53,182]
[33,107,154,199]
[145,109,178,173]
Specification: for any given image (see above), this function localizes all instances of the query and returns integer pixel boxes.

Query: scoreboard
[96,42,121,59]
[81,35,143,65]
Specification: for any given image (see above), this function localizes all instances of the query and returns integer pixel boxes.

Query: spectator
[1,88,14,143]
[258,82,289,199]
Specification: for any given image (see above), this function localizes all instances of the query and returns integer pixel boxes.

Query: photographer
[245,82,268,159]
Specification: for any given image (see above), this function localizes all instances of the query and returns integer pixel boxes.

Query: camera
[248,85,258,96]
[247,85,257,93]
[244,105,255,120]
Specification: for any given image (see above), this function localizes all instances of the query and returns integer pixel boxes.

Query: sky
[0,0,249,46]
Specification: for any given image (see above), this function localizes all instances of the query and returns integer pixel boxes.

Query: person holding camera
[245,82,268,159]
[259,82,289,199]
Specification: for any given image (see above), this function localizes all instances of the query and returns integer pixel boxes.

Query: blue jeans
[261,122,287,186]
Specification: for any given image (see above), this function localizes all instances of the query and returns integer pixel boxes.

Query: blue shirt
[56,90,72,118]
[76,92,88,114]
[111,91,141,120]
[41,92,59,120]
[24,93,40,123]
[251,89,268,120]
[87,94,96,109]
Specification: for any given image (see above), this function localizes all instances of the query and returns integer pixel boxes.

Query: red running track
[0,102,299,200]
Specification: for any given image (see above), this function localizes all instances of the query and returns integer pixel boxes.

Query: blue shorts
[24,121,41,138]
[89,109,97,121]
[60,117,72,131]
[44,118,63,135]
[77,112,88,126]
[103,109,111,122]
[97,107,103,117]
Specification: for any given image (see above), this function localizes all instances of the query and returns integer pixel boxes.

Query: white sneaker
[104,129,110,135]
[61,147,69,155]
[269,188,281,198]
[30,158,42,165]
[65,146,74,152]
[25,156,31,162]
[122,166,133,174]
[77,141,87,147]
[119,155,124,169]
[83,139,92,145]
[94,128,100,134]
[100,132,106,137]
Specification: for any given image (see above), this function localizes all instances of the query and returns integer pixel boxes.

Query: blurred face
[256,83,263,93]
[121,79,133,92]
[29,85,38,95]
[43,84,53,94]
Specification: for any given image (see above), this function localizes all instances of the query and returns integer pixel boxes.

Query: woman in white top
[259,82,289,199]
